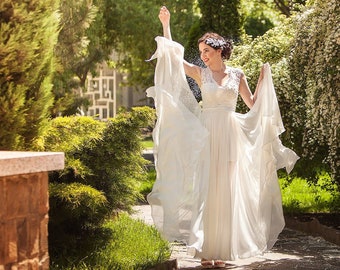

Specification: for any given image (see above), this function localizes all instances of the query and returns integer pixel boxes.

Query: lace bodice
[201,67,243,111]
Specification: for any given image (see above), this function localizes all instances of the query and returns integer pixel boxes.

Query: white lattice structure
[83,59,150,119]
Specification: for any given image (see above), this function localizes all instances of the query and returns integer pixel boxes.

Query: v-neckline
[209,67,229,87]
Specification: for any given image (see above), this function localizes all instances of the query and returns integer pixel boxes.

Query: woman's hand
[252,63,268,103]
[159,6,170,27]
[159,6,172,40]
[259,64,266,82]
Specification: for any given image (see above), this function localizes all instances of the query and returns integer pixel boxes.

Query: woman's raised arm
[158,6,201,85]
[159,6,172,40]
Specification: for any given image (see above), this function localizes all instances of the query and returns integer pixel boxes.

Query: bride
[147,6,299,268]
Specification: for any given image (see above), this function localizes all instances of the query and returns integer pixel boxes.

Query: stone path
[132,204,340,269]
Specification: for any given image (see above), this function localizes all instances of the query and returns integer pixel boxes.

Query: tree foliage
[271,0,307,16]
[198,0,243,40]
[0,0,60,150]
[51,0,103,117]
[289,0,339,178]
[230,0,339,183]
[106,0,198,88]
[185,0,243,56]
[241,0,278,38]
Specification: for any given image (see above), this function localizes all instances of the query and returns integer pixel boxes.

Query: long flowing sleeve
[233,64,299,254]
[146,37,209,243]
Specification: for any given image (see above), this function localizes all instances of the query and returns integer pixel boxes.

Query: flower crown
[205,37,226,49]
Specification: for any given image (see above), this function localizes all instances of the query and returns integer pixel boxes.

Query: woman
[147,6,299,268]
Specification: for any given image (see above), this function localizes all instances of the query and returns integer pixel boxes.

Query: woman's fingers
[159,6,170,23]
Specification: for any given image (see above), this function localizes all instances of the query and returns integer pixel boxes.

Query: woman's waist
[202,104,236,112]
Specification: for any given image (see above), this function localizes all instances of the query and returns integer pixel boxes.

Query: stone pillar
[0,151,64,270]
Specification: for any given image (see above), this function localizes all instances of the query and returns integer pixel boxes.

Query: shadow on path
[173,229,340,269]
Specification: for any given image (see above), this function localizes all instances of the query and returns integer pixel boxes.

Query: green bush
[42,106,156,265]
[49,182,108,230]
[48,182,108,261]
[80,107,155,213]
[288,0,339,179]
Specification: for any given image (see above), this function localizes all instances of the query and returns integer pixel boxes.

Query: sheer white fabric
[146,36,299,261]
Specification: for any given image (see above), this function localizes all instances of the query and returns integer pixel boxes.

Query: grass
[92,214,170,269]
[280,171,340,213]
[138,168,156,201]
[141,136,153,149]
[50,214,171,270]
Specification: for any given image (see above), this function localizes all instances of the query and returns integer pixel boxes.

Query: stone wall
[0,152,64,270]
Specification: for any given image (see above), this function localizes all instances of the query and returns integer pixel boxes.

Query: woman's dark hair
[198,32,233,60]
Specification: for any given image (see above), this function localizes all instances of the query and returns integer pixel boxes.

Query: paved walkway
[132,204,340,269]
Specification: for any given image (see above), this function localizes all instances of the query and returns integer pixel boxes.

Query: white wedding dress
[146,37,299,260]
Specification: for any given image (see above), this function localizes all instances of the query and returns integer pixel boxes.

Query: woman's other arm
[239,65,265,109]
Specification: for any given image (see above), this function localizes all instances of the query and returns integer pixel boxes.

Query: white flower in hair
[205,37,226,48]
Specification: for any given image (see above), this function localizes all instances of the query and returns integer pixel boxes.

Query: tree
[51,0,197,115]
[272,0,307,16]
[51,0,101,117]
[106,0,198,88]
[230,0,339,184]
[0,0,60,150]
[198,0,244,40]
[241,0,278,38]
[289,0,339,179]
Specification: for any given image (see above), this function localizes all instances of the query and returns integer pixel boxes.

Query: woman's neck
[209,62,226,73]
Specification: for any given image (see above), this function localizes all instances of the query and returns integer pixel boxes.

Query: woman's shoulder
[227,66,244,78]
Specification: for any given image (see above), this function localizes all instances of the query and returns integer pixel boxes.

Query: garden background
[0,0,339,268]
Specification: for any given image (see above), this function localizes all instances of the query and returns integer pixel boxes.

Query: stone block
[6,176,29,218]
[38,172,49,214]
[16,219,28,261]
[39,215,49,254]
[0,151,64,269]
[5,220,18,265]
[0,222,5,264]
[39,254,49,270]
[28,218,40,258]
[0,179,4,220]
[17,261,27,270]
[27,174,39,214]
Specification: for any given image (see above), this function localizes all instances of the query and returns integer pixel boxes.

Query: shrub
[139,168,157,202]
[42,106,156,265]
[48,182,108,260]
[79,107,155,212]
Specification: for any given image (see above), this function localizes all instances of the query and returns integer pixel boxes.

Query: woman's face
[199,42,222,66]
